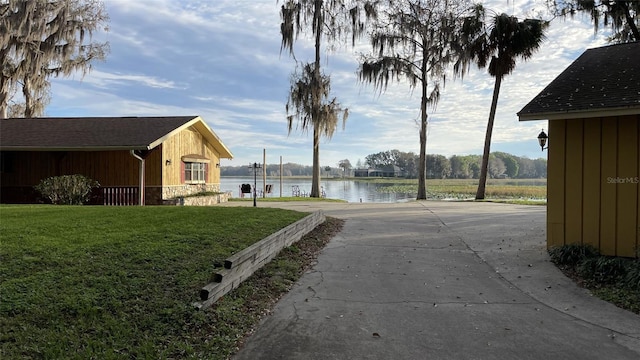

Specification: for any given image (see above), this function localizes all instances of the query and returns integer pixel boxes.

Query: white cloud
[81,70,183,89]
[43,0,614,167]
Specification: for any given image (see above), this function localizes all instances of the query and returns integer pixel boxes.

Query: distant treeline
[222,150,547,179]
[223,162,322,177]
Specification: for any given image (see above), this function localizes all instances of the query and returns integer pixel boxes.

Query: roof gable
[518,43,640,120]
[0,116,233,158]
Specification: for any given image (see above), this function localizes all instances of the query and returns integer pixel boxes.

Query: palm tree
[462,9,548,200]
[279,0,372,197]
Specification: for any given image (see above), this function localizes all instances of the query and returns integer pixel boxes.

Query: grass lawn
[369,178,547,201]
[247,177,547,202]
[0,205,312,359]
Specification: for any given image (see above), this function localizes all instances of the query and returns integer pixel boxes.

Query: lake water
[220,177,416,203]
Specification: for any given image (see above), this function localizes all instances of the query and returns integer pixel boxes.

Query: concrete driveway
[225,201,640,360]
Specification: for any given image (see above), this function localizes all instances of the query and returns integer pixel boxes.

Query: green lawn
[0,205,307,359]
[250,177,547,201]
[370,178,547,200]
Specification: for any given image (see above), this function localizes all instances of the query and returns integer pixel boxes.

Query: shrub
[550,244,639,314]
[577,256,629,285]
[624,260,640,290]
[548,243,598,266]
[34,175,100,205]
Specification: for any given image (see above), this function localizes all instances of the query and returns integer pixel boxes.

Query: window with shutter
[183,162,206,184]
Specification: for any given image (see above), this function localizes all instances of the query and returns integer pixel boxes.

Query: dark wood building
[0,116,233,205]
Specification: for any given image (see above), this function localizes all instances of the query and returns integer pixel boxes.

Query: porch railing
[100,187,139,206]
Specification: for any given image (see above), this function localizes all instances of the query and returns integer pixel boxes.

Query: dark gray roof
[0,116,197,150]
[518,42,640,120]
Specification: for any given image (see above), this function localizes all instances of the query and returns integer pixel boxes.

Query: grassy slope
[0,206,307,359]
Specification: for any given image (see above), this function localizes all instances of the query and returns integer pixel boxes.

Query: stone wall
[164,191,232,206]
[162,184,221,200]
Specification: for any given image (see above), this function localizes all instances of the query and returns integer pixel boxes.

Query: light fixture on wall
[216,163,220,168]
[537,129,548,151]
[165,159,172,166]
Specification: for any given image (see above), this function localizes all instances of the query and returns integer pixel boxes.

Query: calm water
[221,177,416,203]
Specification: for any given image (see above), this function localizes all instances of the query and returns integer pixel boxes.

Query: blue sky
[46,0,609,167]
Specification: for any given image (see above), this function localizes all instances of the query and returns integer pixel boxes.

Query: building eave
[191,116,234,159]
[0,145,151,151]
[518,106,640,121]
[148,116,233,159]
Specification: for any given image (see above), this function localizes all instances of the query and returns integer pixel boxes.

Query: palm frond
[468,12,549,78]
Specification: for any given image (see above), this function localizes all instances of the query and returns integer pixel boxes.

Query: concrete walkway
[224,201,640,360]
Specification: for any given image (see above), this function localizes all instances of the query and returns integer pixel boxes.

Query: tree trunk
[417,94,427,200]
[311,124,321,197]
[417,49,428,200]
[23,77,34,118]
[0,99,6,119]
[621,1,640,41]
[476,74,502,200]
[0,47,7,119]
[0,75,8,119]
[310,0,323,198]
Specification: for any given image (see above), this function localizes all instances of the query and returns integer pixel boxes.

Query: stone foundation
[164,191,232,206]
[162,184,221,200]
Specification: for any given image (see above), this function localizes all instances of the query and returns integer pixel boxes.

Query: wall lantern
[165,159,172,166]
[537,129,548,151]
[216,163,220,168]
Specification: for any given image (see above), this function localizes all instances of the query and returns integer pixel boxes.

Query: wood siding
[547,120,566,249]
[1,149,161,187]
[547,115,639,257]
[161,126,222,186]
[1,124,226,205]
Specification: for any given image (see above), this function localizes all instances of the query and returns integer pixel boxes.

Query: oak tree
[280,0,375,197]
[546,0,639,42]
[358,0,480,199]
[0,0,109,118]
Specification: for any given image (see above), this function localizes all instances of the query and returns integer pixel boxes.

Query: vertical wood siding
[548,120,566,249]
[1,149,163,187]
[600,119,618,255]
[548,115,639,257]
[145,149,162,186]
[582,119,601,250]
[564,120,583,246]
[162,126,221,186]
[616,117,639,256]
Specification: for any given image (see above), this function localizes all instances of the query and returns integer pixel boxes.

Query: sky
[45,0,610,167]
